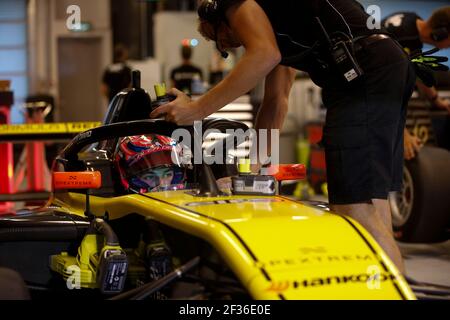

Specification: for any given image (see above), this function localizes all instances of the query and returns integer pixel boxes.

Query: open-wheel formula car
[0,73,415,300]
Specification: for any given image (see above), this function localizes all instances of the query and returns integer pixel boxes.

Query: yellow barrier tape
[66,122,102,133]
[0,122,101,135]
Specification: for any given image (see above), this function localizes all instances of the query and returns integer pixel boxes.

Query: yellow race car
[0,73,414,300]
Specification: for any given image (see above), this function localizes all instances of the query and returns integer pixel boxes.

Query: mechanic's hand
[149,88,205,125]
[404,130,422,160]
[411,48,449,87]
[432,97,450,113]
[251,163,262,174]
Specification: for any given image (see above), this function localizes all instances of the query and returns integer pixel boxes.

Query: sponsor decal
[413,124,429,144]
[185,198,284,207]
[266,281,290,293]
[298,246,327,254]
[266,273,397,293]
[75,130,92,142]
[263,254,373,268]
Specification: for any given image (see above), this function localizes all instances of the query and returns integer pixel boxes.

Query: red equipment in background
[18,103,52,199]
[0,81,14,213]
[305,122,327,192]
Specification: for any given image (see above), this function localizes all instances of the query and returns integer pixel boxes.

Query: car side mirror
[265,164,306,181]
[53,171,102,219]
[53,172,102,190]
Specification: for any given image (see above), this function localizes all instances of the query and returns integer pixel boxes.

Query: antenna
[315,17,333,46]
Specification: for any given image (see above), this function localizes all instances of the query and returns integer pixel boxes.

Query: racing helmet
[115,134,187,193]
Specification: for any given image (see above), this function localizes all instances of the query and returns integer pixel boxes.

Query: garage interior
[0,0,449,300]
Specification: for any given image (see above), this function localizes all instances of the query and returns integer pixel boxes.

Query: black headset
[198,0,237,58]
[198,0,223,23]
[431,26,449,42]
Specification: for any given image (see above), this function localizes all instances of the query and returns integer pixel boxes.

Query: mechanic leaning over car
[382,7,450,160]
[150,0,417,273]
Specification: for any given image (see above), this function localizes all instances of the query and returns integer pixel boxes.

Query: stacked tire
[390,146,450,243]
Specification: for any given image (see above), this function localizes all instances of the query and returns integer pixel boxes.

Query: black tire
[390,146,450,243]
[0,268,30,300]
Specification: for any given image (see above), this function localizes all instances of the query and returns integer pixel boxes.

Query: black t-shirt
[102,63,132,102]
[381,12,423,55]
[170,64,203,94]
[255,0,378,87]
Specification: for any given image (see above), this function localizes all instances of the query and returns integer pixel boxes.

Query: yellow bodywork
[52,190,415,300]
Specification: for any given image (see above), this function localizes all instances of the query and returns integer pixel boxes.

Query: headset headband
[198,0,223,24]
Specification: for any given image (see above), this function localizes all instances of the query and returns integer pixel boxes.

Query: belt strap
[354,34,391,51]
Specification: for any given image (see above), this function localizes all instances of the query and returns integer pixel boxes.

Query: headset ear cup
[431,27,449,42]
[198,0,220,23]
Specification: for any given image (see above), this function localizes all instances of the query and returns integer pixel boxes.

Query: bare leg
[330,202,405,274]
[372,198,394,234]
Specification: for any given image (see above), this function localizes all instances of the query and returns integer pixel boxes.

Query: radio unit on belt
[315,17,364,83]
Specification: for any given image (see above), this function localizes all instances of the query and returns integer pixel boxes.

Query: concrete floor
[400,239,450,286]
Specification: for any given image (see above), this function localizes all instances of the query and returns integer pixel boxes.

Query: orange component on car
[53,171,102,190]
[267,164,306,181]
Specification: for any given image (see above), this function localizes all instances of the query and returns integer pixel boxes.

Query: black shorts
[321,38,416,205]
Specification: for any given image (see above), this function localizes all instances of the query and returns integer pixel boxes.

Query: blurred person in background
[102,44,132,103]
[383,7,450,159]
[170,45,203,95]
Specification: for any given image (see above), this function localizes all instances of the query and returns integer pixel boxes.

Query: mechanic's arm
[254,65,296,166]
[416,80,450,112]
[150,0,281,124]
[404,128,422,160]
[257,65,296,141]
